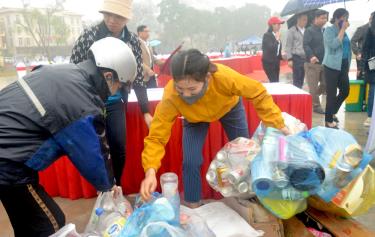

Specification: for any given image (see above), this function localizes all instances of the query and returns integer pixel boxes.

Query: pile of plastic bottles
[206,137,260,198]
[250,123,373,219]
[84,187,133,237]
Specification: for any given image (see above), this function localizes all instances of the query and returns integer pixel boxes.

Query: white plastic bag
[139,222,186,237]
[180,206,215,237]
[84,187,132,234]
[181,203,264,237]
[49,224,82,237]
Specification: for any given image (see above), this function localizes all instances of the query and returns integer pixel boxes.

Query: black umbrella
[281,0,319,17]
[281,0,354,17]
[286,10,317,29]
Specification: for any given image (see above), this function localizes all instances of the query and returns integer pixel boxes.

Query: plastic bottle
[101,212,126,237]
[160,172,180,226]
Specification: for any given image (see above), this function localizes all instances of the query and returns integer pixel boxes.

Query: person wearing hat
[71,0,152,186]
[261,16,285,83]
[0,37,134,237]
[139,49,290,208]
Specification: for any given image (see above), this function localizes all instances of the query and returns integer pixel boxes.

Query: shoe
[333,115,339,123]
[313,107,325,114]
[364,117,371,127]
[325,121,338,129]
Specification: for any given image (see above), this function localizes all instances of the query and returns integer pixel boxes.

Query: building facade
[0,7,83,62]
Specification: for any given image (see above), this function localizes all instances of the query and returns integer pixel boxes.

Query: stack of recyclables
[251,128,324,201]
[206,137,260,198]
[84,188,133,237]
[250,125,373,219]
[305,126,373,202]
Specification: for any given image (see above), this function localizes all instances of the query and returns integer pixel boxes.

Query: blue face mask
[178,80,208,105]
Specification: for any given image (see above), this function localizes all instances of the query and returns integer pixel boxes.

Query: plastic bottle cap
[95,208,104,216]
[256,181,270,190]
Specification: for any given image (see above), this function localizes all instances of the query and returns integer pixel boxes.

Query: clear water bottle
[160,172,180,226]
[101,212,126,237]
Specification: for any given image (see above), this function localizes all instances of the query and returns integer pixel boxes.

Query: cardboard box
[221,197,284,237]
[305,208,375,237]
[283,217,314,237]
[308,166,375,218]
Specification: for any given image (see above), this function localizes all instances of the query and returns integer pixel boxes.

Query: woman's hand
[279,126,291,136]
[144,113,153,128]
[140,168,157,201]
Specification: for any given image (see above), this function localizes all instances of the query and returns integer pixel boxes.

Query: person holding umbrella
[303,9,329,114]
[322,8,351,129]
[286,13,308,88]
[262,16,285,83]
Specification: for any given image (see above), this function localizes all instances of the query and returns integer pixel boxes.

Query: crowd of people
[262,9,375,128]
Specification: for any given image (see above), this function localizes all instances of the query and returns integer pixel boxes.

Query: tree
[157,0,272,53]
[17,0,68,60]
[51,16,70,46]
[127,1,160,35]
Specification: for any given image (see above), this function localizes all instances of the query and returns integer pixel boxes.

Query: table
[39,83,312,200]
[156,55,258,87]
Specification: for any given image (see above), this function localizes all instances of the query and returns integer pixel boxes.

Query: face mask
[178,79,208,105]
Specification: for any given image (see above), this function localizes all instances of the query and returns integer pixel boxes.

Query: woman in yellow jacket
[140,49,289,207]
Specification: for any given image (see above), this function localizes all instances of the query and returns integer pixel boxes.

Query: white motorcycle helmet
[89,37,137,83]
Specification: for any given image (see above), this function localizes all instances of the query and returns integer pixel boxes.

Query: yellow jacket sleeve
[142,98,179,173]
[215,65,285,129]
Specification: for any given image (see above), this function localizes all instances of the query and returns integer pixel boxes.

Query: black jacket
[303,24,325,63]
[362,29,375,83]
[262,31,282,64]
[351,23,369,56]
[0,61,113,190]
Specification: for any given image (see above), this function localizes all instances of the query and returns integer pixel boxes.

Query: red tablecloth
[39,84,312,200]
[156,55,257,87]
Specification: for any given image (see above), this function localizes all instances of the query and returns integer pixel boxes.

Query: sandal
[333,115,339,123]
[325,122,338,129]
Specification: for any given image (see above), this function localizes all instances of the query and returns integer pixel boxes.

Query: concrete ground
[1,68,375,236]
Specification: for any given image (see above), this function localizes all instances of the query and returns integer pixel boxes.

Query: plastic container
[160,172,180,226]
[345,80,365,112]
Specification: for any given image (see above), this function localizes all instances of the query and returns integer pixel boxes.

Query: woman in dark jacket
[363,12,375,126]
[262,17,285,82]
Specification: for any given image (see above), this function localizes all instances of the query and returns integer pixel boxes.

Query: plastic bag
[182,202,264,237]
[180,206,215,237]
[206,137,260,198]
[84,187,132,236]
[252,112,307,144]
[305,126,374,201]
[50,224,82,237]
[139,222,186,237]
[251,128,324,200]
[308,165,375,217]
[257,197,307,220]
[119,193,179,237]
